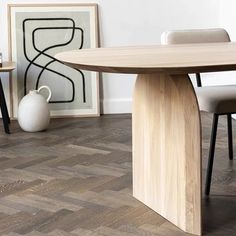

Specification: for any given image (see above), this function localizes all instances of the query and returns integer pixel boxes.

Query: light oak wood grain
[133,73,202,235]
[0,62,15,72]
[55,42,236,74]
[55,43,236,236]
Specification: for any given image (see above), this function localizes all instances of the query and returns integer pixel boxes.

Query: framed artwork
[8,4,100,118]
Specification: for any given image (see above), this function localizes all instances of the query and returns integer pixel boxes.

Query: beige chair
[161,28,235,195]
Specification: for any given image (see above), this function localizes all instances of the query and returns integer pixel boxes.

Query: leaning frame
[8,4,100,118]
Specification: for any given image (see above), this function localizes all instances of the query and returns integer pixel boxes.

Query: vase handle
[38,86,52,103]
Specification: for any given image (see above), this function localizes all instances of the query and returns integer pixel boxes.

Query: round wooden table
[55,42,236,236]
[0,62,15,133]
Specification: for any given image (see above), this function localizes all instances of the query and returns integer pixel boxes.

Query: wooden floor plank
[0,114,234,235]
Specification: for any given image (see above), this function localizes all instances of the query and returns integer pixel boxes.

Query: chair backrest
[161,28,230,45]
[161,28,231,87]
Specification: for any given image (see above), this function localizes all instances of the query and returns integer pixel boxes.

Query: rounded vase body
[18,86,52,132]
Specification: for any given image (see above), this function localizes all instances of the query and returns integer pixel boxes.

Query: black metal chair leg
[0,79,10,124]
[196,73,202,87]
[227,114,233,160]
[0,78,10,134]
[205,114,219,195]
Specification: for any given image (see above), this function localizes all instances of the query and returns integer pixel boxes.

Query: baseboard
[101,98,132,114]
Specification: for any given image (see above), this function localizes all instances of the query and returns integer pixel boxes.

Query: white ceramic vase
[18,86,52,132]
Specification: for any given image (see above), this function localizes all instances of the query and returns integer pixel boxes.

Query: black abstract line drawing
[22,18,86,103]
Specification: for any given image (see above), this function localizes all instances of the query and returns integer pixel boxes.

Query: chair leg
[196,73,202,87]
[205,114,219,196]
[227,114,233,160]
[0,78,10,134]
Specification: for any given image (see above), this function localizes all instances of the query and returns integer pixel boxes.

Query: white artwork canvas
[8,4,99,117]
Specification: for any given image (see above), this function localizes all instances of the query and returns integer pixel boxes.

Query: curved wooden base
[133,73,202,235]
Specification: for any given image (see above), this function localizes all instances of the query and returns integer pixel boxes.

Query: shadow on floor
[203,195,236,235]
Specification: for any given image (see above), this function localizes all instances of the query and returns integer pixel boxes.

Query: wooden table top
[55,42,236,74]
[0,62,16,72]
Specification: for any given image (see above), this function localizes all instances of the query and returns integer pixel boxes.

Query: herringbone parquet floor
[0,113,235,236]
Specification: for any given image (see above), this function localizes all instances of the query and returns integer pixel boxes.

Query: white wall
[0,0,220,114]
[217,0,236,85]
[219,0,236,40]
[194,0,236,94]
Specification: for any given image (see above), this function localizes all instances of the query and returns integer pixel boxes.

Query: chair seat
[195,85,236,114]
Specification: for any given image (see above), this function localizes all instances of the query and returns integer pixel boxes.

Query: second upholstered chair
[161,28,235,195]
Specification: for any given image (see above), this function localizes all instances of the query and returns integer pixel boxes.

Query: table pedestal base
[133,73,202,235]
